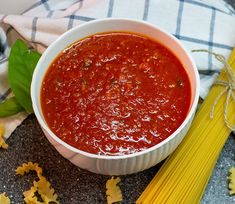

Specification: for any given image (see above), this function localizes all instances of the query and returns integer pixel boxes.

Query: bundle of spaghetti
[137,48,235,204]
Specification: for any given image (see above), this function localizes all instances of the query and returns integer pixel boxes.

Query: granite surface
[0,115,160,204]
[0,114,235,204]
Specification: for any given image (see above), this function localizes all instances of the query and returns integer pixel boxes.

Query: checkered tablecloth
[0,0,235,138]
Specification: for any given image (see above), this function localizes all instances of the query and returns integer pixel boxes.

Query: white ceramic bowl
[31,18,200,175]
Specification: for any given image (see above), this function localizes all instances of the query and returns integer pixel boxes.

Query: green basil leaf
[8,39,41,113]
[0,97,24,117]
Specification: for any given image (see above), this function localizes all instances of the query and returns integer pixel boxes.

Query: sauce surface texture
[41,32,191,156]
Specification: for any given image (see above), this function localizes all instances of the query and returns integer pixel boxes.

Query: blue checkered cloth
[0,0,235,137]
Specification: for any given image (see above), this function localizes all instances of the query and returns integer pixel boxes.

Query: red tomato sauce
[41,32,191,156]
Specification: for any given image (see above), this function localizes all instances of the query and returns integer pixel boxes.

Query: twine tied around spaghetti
[192,49,235,132]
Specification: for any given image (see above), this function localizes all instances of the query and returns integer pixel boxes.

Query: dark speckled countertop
[0,115,159,203]
[1,1,235,203]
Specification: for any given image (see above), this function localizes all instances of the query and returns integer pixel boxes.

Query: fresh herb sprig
[0,39,41,117]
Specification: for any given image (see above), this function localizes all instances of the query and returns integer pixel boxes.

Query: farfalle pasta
[106,177,122,204]
[23,186,40,204]
[16,162,59,204]
[33,176,59,203]
[0,193,10,204]
[228,167,235,195]
[15,162,42,177]
[0,124,8,149]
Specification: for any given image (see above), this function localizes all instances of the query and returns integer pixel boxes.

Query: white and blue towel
[0,0,235,138]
